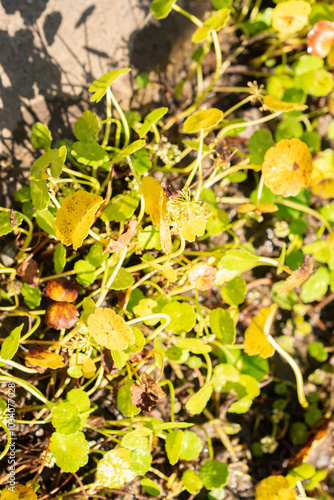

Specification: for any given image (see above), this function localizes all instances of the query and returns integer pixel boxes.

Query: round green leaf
[186,382,213,415]
[52,402,81,434]
[199,459,229,489]
[74,110,100,143]
[308,341,328,362]
[0,324,23,360]
[179,431,204,461]
[177,339,212,354]
[122,429,152,450]
[249,129,274,165]
[131,448,152,475]
[182,469,203,494]
[221,276,246,306]
[67,389,91,413]
[300,267,329,303]
[212,364,239,391]
[162,301,196,334]
[50,432,89,473]
[209,308,235,345]
[140,477,161,496]
[165,430,183,465]
[117,380,140,417]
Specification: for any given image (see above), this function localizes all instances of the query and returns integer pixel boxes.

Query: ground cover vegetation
[0,0,334,498]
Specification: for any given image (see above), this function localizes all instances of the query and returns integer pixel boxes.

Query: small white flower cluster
[152,136,181,164]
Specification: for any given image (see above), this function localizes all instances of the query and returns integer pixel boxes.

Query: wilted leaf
[46,278,80,302]
[104,219,138,253]
[17,258,39,287]
[188,262,216,290]
[87,307,135,351]
[307,20,334,59]
[147,260,177,281]
[262,138,313,197]
[45,302,79,330]
[278,255,314,293]
[142,176,165,226]
[244,304,277,358]
[25,351,65,369]
[55,191,103,250]
[238,203,279,213]
[0,485,38,500]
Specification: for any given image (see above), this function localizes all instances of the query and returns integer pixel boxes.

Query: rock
[0,240,17,267]
[0,0,209,207]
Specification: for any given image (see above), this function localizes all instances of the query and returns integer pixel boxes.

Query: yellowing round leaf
[272,1,311,36]
[178,211,206,242]
[0,485,38,500]
[262,138,313,197]
[263,95,307,112]
[142,176,165,226]
[184,108,224,133]
[69,353,96,378]
[25,351,65,369]
[309,148,334,199]
[256,475,297,500]
[55,191,103,250]
[87,307,135,351]
[96,448,136,488]
[148,260,177,282]
[244,305,276,359]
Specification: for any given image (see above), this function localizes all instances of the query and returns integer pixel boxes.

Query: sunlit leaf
[131,448,152,475]
[219,249,259,273]
[31,122,52,150]
[192,8,230,43]
[87,307,135,351]
[30,146,66,180]
[25,351,65,369]
[300,266,329,302]
[112,139,146,163]
[310,148,334,198]
[162,301,196,334]
[36,209,56,236]
[150,0,175,19]
[199,459,229,489]
[179,431,204,461]
[89,68,131,102]
[117,380,140,417]
[141,176,165,226]
[101,192,139,222]
[74,110,100,143]
[186,382,213,415]
[50,432,89,473]
[271,0,311,36]
[221,276,246,306]
[262,138,313,197]
[30,179,49,211]
[182,469,203,495]
[55,191,103,250]
[147,260,177,281]
[244,305,277,358]
[0,324,23,360]
[139,107,168,138]
[69,353,96,378]
[184,108,224,133]
[209,308,236,344]
[263,95,307,112]
[71,141,109,167]
[256,475,297,500]
[0,211,23,236]
[165,430,183,465]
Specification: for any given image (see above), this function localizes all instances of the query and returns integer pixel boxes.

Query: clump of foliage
[1,0,334,499]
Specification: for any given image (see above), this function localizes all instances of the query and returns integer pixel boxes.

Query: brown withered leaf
[188,262,216,291]
[141,373,166,400]
[130,373,166,412]
[46,278,80,302]
[45,302,79,330]
[129,348,149,363]
[103,219,138,253]
[101,348,119,375]
[86,415,106,429]
[17,258,39,287]
[278,255,314,293]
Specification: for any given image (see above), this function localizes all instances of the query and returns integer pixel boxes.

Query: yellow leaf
[262,138,313,197]
[147,260,177,281]
[142,176,165,226]
[238,203,279,213]
[25,351,65,369]
[184,108,224,133]
[55,191,103,250]
[256,475,297,500]
[178,210,206,242]
[0,485,38,500]
[87,307,135,351]
[244,305,277,358]
[69,353,96,378]
[309,149,334,199]
[272,1,311,36]
[263,96,307,112]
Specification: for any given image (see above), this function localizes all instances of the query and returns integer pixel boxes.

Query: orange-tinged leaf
[278,255,314,293]
[25,351,65,369]
[0,485,38,500]
[188,262,216,290]
[244,305,277,358]
[272,0,311,36]
[87,307,135,351]
[55,191,103,250]
[238,203,278,213]
[256,475,297,500]
[262,138,313,197]
[142,176,165,226]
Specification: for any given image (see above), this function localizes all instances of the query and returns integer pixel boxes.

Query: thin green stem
[109,89,130,148]
[96,246,128,306]
[160,380,175,422]
[102,87,113,148]
[277,199,332,233]
[172,4,203,27]
[0,422,11,461]
[0,376,50,407]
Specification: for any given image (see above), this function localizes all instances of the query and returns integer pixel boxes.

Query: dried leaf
[0,485,38,500]
[25,351,65,369]
[188,262,216,290]
[278,255,314,293]
[262,138,313,197]
[141,372,167,399]
[55,191,103,250]
[256,475,297,500]
[17,258,39,287]
[45,302,79,330]
[87,307,135,351]
[142,176,165,226]
[46,278,80,302]
[307,20,334,58]
[244,305,277,358]
[147,260,177,282]
[238,203,279,213]
[104,219,138,253]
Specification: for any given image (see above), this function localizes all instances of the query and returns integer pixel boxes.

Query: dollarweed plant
[1,0,334,499]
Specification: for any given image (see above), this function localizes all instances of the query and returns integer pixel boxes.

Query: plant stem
[160,380,175,422]
[102,87,112,148]
[172,4,203,27]
[96,246,128,306]
[109,89,130,148]
[277,199,332,233]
